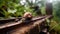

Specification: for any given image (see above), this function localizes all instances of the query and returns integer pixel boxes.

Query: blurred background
[0,0,60,34]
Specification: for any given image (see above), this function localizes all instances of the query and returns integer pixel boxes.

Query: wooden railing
[0,15,52,34]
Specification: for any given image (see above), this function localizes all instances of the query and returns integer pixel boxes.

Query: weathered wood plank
[8,15,52,34]
[0,16,46,29]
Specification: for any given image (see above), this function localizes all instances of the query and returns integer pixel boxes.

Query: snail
[23,12,32,19]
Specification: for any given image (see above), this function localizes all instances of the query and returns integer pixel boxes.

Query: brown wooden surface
[7,15,52,34]
[0,16,46,29]
[0,15,52,34]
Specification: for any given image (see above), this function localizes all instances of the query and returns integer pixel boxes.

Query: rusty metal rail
[0,15,52,34]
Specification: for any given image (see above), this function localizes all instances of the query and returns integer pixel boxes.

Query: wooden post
[46,2,53,15]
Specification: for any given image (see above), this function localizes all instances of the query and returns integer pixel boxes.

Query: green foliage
[49,1,60,34]
[41,7,46,15]
[0,0,47,18]
[0,8,11,18]
[49,20,60,33]
[0,0,25,18]
[53,1,60,18]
